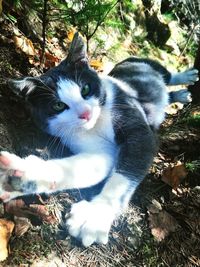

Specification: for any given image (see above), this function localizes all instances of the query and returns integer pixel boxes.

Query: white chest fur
[68,107,116,156]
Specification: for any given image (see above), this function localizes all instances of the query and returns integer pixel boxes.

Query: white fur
[67,173,134,247]
[48,78,116,153]
[0,151,114,192]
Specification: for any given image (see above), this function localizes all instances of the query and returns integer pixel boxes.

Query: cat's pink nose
[79,111,91,121]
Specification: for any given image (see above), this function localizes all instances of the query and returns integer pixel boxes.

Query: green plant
[186,160,200,173]
[49,0,119,52]
[186,114,200,127]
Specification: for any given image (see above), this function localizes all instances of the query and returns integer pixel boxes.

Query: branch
[87,0,119,42]
[179,24,198,58]
[41,0,48,64]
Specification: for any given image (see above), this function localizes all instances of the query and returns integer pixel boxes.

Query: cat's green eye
[81,84,91,97]
[52,101,67,112]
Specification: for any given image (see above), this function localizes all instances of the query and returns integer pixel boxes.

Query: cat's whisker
[46,135,60,155]
[48,129,69,156]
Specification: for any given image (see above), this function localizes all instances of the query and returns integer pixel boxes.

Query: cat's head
[8,33,106,138]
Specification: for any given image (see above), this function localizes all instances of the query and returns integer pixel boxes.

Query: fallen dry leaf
[162,162,188,189]
[13,35,36,56]
[38,51,60,69]
[4,199,57,224]
[148,201,179,241]
[14,216,31,237]
[0,219,15,261]
[29,204,57,224]
[67,29,76,42]
[148,199,162,214]
[90,59,104,71]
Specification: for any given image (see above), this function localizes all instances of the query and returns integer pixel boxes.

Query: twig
[179,24,198,58]
[86,0,119,52]
[40,0,48,65]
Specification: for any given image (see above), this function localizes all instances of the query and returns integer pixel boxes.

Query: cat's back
[108,57,168,128]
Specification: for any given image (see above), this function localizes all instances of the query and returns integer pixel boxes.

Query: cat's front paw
[0,151,25,172]
[0,151,57,198]
[66,200,115,247]
[0,152,23,201]
[0,151,36,182]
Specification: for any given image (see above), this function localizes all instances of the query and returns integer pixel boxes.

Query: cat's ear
[65,32,88,66]
[8,77,37,97]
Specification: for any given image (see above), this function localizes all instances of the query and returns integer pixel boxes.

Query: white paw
[0,151,57,198]
[182,68,199,85]
[0,151,44,181]
[66,200,115,247]
[0,151,25,171]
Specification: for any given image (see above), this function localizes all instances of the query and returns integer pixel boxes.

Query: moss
[6,224,58,265]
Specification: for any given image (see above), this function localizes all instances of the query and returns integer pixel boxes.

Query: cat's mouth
[80,118,95,130]
[79,112,99,130]
[78,106,101,130]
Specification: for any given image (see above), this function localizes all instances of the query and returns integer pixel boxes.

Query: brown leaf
[13,35,36,56]
[4,199,57,224]
[89,59,104,71]
[67,29,76,42]
[14,216,31,237]
[29,204,57,224]
[38,51,60,69]
[162,162,188,189]
[0,219,15,261]
[4,199,27,217]
[148,202,179,241]
[148,199,162,214]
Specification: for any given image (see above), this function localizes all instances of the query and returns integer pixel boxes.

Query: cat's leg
[0,151,113,201]
[167,69,199,104]
[168,68,199,86]
[66,173,136,247]
[66,121,156,246]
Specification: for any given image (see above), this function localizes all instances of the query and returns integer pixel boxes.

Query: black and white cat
[0,33,198,246]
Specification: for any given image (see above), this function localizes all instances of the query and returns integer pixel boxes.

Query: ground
[0,17,200,267]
